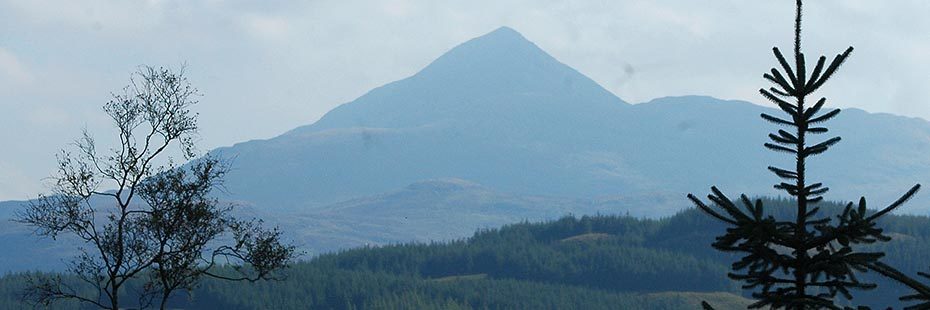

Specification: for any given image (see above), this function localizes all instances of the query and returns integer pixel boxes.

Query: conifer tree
[690,1,922,308]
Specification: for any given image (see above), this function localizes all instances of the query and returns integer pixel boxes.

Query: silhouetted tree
[18,66,297,310]
[690,1,922,309]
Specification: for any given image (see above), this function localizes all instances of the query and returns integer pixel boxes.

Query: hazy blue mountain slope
[208,27,930,213]
[210,27,632,208]
[297,26,628,133]
[0,178,686,272]
[278,178,688,254]
[0,200,21,218]
[616,96,930,210]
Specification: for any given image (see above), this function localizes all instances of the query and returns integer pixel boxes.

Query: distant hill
[4,200,929,309]
[207,26,930,215]
[0,200,22,218]
[261,178,686,255]
[0,178,682,272]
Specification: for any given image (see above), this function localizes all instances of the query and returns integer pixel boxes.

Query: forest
[3,198,929,309]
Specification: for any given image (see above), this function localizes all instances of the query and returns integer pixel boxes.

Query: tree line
[5,204,930,308]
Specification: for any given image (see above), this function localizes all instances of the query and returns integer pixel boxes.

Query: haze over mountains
[211,26,930,213]
[3,26,930,272]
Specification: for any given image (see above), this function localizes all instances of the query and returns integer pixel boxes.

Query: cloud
[25,105,73,128]
[628,1,712,38]
[381,0,415,18]
[1,0,167,35]
[241,14,291,40]
[0,48,34,85]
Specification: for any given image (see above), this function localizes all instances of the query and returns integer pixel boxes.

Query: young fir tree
[690,1,925,309]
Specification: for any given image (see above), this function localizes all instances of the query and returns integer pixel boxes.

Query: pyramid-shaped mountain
[211,27,930,213]
[292,27,626,134]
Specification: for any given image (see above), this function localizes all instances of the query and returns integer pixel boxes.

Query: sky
[1,0,929,201]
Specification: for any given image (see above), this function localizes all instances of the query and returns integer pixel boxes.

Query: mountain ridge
[205,27,930,213]
[287,26,627,135]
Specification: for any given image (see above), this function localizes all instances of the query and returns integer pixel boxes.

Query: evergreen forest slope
[3,199,929,309]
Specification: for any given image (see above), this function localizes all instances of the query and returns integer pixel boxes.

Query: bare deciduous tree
[18,66,296,310]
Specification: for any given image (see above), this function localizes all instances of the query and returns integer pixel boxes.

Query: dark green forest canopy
[3,198,929,309]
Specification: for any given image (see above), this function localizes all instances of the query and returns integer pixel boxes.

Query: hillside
[4,199,929,309]
[0,179,686,272]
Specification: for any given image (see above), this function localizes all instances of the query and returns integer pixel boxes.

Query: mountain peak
[470,26,529,46]
[489,26,520,35]
[415,26,551,79]
[293,26,627,133]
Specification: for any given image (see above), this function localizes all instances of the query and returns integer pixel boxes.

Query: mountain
[263,178,686,255]
[0,200,82,273]
[212,26,630,209]
[210,26,930,213]
[5,26,930,272]
[0,200,21,218]
[0,178,684,272]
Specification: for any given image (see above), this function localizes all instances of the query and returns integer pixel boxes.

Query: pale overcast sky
[1,0,929,201]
